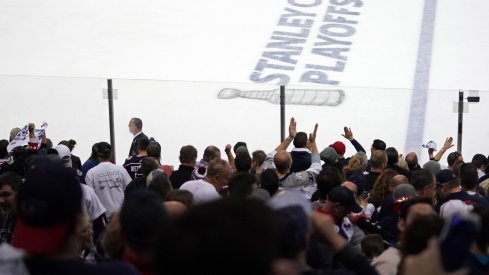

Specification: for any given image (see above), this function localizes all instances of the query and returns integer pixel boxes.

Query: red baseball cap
[332,141,346,155]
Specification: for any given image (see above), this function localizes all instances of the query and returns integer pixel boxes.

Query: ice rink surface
[0,0,488,167]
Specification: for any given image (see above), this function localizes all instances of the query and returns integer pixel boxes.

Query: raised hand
[342,127,354,141]
[309,123,318,144]
[442,137,454,150]
[288,117,297,139]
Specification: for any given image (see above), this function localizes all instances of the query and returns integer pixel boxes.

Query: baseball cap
[54,144,71,163]
[436,169,458,185]
[320,147,338,164]
[12,157,82,254]
[327,186,362,213]
[422,141,437,151]
[331,141,346,155]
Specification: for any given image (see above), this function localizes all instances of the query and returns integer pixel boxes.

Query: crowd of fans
[0,117,488,275]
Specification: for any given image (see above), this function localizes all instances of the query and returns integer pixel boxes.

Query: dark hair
[228,172,257,199]
[0,139,9,158]
[206,159,228,178]
[120,190,167,253]
[410,169,433,191]
[405,153,419,171]
[138,138,150,152]
[451,159,465,177]
[88,142,99,161]
[447,152,461,166]
[274,154,291,174]
[385,147,399,166]
[259,169,279,196]
[148,172,173,201]
[154,199,279,275]
[179,145,197,164]
[372,139,386,151]
[459,163,478,190]
[399,197,433,220]
[131,118,143,130]
[361,234,385,259]
[316,167,343,200]
[233,142,247,154]
[235,153,252,172]
[147,143,161,160]
[293,132,308,148]
[140,157,159,178]
[58,139,77,152]
[96,142,111,160]
[471,154,488,169]
[165,190,194,208]
[203,146,220,161]
[400,215,443,255]
[0,172,22,192]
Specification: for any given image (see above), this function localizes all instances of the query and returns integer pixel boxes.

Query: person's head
[120,190,167,258]
[316,167,344,201]
[233,142,247,154]
[331,141,346,156]
[202,145,221,162]
[205,159,231,190]
[274,150,292,174]
[320,147,338,165]
[0,139,9,159]
[95,142,112,161]
[0,172,22,211]
[344,152,368,177]
[164,201,188,217]
[371,139,386,152]
[12,158,83,256]
[451,159,465,176]
[471,153,488,170]
[179,145,198,165]
[370,150,387,171]
[128,117,143,135]
[140,157,160,178]
[147,169,173,200]
[325,186,362,219]
[390,174,409,192]
[275,205,309,260]
[398,197,435,232]
[405,152,419,171]
[369,169,398,206]
[154,199,279,275]
[400,215,443,256]
[447,151,463,168]
[436,169,460,198]
[165,189,194,209]
[410,169,436,199]
[422,160,441,175]
[293,132,308,148]
[58,139,77,152]
[235,152,252,172]
[146,142,162,161]
[9,127,21,142]
[385,147,399,167]
[228,172,258,199]
[137,137,150,154]
[88,142,99,161]
[251,150,266,173]
[459,163,478,191]
[361,234,385,260]
[54,144,72,167]
[259,168,280,197]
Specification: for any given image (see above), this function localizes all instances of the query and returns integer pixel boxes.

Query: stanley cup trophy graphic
[217,88,345,106]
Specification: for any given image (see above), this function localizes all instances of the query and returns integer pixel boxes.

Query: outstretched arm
[274,117,297,152]
[434,137,454,161]
[342,127,366,154]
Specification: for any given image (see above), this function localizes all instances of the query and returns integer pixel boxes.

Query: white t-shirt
[180,179,220,204]
[85,162,132,218]
[80,184,106,221]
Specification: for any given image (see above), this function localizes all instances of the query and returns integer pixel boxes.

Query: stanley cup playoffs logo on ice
[249,0,363,87]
